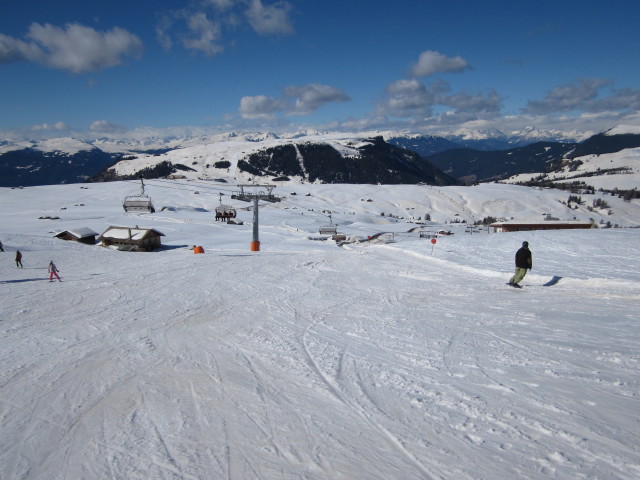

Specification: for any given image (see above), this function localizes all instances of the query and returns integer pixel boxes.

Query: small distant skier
[48,261,61,282]
[0,239,4,252]
[15,250,23,268]
[508,241,532,288]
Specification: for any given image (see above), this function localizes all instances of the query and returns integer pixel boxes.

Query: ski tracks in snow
[330,244,640,478]
[3,232,639,479]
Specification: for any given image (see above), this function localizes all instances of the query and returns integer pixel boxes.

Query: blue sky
[1,0,639,139]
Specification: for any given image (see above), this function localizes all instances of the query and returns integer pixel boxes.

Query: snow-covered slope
[106,132,389,184]
[605,124,640,136]
[1,181,640,479]
[506,147,640,191]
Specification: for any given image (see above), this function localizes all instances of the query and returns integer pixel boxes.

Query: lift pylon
[231,184,281,251]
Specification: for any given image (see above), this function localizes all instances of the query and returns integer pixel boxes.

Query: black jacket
[515,247,532,269]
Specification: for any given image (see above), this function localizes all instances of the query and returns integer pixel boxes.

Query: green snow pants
[510,267,528,285]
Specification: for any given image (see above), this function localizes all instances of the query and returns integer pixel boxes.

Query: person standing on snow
[0,239,4,252]
[15,250,23,268]
[48,261,61,282]
[508,241,532,288]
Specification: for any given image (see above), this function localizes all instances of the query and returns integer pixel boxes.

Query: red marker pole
[431,238,437,255]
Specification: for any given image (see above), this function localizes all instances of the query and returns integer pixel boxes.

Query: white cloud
[591,87,640,112]
[155,16,174,51]
[245,0,294,35]
[89,120,127,134]
[206,0,236,9]
[181,12,223,56]
[521,78,640,117]
[0,33,42,64]
[240,83,349,119]
[445,89,501,113]
[376,76,502,127]
[524,78,611,115]
[376,79,443,117]
[409,50,471,78]
[0,23,143,73]
[30,121,71,132]
[284,84,350,116]
[157,11,224,55]
[157,0,293,55]
[239,95,290,119]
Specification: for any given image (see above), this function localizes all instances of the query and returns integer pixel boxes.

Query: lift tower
[231,184,281,251]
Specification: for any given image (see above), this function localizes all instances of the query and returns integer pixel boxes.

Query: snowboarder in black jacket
[508,241,532,288]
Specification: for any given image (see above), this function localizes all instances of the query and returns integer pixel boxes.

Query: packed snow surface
[1,181,639,480]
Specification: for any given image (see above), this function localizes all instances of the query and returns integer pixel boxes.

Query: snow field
[1,181,639,479]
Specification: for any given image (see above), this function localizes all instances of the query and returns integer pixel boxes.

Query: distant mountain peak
[34,137,97,155]
[443,128,505,141]
[442,126,591,145]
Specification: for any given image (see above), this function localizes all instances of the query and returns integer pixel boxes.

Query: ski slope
[1,181,639,479]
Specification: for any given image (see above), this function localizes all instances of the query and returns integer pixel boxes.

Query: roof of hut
[55,227,98,239]
[98,226,165,241]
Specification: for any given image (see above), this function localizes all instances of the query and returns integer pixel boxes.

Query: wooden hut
[489,219,596,233]
[98,226,165,252]
[54,227,98,245]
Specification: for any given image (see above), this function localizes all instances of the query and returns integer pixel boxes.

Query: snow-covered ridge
[605,124,640,136]
[505,147,640,191]
[109,133,378,181]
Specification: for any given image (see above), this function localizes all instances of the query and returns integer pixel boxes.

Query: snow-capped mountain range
[0,126,594,157]
[1,125,639,190]
[440,126,593,149]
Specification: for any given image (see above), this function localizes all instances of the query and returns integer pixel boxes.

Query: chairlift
[215,193,237,222]
[123,179,155,213]
[319,213,338,235]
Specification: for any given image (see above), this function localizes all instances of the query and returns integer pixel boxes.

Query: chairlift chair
[123,179,155,213]
[319,213,338,235]
[215,193,237,222]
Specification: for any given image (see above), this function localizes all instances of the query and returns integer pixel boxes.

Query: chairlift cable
[279,198,340,223]
[145,178,236,194]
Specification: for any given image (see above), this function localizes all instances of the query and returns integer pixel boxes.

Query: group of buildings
[55,216,597,253]
[488,216,596,233]
[55,226,165,252]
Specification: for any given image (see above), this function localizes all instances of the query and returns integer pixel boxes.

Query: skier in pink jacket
[48,261,61,282]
